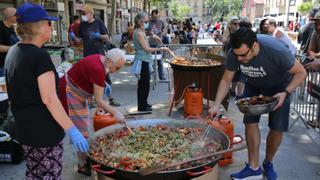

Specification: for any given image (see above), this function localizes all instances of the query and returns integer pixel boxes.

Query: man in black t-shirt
[0,7,19,76]
[78,5,109,57]
[78,5,120,106]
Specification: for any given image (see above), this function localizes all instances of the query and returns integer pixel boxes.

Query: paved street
[1,36,320,180]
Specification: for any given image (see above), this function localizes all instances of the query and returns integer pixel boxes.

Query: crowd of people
[0,1,320,180]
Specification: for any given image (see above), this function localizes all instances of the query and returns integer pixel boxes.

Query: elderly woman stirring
[4,3,88,179]
[132,12,168,111]
[59,48,126,175]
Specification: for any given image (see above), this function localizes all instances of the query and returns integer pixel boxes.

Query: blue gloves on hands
[66,126,89,153]
[89,31,101,39]
[69,31,76,40]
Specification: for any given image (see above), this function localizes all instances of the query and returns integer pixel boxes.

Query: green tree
[205,0,244,21]
[150,0,172,8]
[168,0,191,21]
[297,2,313,16]
[109,0,116,36]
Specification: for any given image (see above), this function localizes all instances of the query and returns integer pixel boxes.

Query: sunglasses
[233,47,252,57]
[48,21,52,27]
[233,22,239,25]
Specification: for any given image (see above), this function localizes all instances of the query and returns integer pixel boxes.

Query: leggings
[22,141,63,180]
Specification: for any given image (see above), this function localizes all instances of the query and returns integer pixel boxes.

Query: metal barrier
[290,55,320,134]
[162,44,224,60]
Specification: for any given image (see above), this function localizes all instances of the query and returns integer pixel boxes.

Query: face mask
[82,15,88,22]
[144,22,149,29]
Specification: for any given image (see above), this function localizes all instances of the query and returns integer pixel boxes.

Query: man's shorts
[242,83,290,132]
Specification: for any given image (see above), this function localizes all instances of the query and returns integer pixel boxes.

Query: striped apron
[65,74,91,138]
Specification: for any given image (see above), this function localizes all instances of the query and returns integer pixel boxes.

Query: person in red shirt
[68,15,81,46]
[59,48,126,176]
[289,21,294,31]
[215,21,221,30]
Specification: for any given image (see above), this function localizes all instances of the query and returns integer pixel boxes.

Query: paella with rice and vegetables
[89,125,223,171]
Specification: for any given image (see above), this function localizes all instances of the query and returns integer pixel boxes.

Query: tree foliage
[205,0,244,21]
[297,2,313,16]
[150,0,172,8]
[168,0,191,21]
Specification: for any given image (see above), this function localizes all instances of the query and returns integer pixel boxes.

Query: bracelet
[283,89,290,96]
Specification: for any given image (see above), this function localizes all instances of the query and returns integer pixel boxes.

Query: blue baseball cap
[16,3,58,23]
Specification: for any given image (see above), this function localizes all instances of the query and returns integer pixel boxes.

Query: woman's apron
[65,74,91,138]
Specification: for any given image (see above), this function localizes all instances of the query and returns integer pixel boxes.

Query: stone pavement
[1,62,320,180]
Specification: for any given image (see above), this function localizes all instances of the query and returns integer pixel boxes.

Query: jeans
[0,67,4,77]
[150,45,165,80]
[157,59,165,80]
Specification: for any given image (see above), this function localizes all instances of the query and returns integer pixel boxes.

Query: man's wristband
[283,89,290,96]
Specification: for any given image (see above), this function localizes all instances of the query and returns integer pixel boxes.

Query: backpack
[0,131,24,164]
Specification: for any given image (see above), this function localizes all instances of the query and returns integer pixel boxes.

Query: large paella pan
[88,119,243,180]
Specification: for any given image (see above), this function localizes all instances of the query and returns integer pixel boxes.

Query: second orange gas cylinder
[93,108,117,131]
[210,116,234,166]
[184,86,203,118]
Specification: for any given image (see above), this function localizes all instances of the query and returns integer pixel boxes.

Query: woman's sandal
[77,163,91,176]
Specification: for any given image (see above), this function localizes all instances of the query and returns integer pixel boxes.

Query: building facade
[264,0,303,27]
[0,0,147,45]
[242,0,264,21]
[242,0,309,28]
[165,0,212,24]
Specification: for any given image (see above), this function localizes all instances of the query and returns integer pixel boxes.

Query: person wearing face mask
[78,5,109,57]
[0,7,19,77]
[78,5,121,107]
[132,12,169,112]
[59,48,126,176]
[4,3,88,179]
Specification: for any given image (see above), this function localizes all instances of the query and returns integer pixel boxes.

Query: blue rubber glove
[69,31,75,40]
[89,31,101,39]
[66,126,89,153]
[104,82,112,97]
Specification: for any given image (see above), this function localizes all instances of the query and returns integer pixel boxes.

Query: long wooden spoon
[139,143,247,176]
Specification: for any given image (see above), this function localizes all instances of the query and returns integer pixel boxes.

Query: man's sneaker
[263,160,277,180]
[231,163,263,180]
[109,99,121,106]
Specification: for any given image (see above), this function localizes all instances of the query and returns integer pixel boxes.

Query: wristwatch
[283,89,290,96]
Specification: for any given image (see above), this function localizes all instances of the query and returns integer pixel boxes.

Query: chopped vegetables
[89,125,222,171]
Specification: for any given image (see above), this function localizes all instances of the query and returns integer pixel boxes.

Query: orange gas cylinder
[210,116,234,166]
[184,87,203,118]
[93,108,117,131]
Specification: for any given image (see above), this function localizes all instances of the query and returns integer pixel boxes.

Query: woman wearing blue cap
[4,3,88,179]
